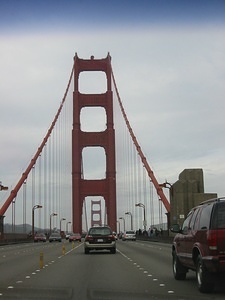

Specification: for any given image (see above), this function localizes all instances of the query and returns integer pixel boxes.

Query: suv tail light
[207,230,218,251]
[109,234,115,241]
[85,235,93,242]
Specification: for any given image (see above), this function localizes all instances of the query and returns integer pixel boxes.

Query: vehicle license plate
[97,239,103,242]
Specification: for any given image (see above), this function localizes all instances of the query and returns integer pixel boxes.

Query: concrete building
[170,169,217,227]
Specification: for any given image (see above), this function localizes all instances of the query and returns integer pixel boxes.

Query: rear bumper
[122,237,136,240]
[84,241,116,250]
[203,256,225,272]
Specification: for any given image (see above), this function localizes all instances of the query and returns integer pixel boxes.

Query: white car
[122,230,136,241]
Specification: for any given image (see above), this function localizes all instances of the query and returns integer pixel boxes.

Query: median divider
[39,252,44,269]
[62,244,66,255]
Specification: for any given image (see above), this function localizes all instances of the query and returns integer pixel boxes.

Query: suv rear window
[211,202,225,229]
[199,204,212,230]
[89,227,111,235]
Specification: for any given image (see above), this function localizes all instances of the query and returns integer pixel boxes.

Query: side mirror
[170,224,181,233]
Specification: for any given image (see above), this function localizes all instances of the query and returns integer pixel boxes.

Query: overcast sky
[1,1,225,219]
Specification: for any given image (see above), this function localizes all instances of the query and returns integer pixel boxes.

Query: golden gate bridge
[0,54,170,238]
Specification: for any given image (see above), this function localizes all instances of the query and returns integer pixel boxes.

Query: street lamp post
[50,213,57,235]
[0,181,8,191]
[119,217,125,232]
[125,212,133,230]
[116,220,120,234]
[159,180,173,233]
[60,218,66,236]
[135,203,146,231]
[66,221,71,233]
[32,204,42,239]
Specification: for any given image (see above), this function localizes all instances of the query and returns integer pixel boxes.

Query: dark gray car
[49,232,62,242]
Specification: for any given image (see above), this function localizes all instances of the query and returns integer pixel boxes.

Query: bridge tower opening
[72,53,116,233]
[91,199,102,227]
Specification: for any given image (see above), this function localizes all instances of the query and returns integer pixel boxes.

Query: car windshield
[89,228,111,235]
[51,233,60,236]
[126,231,135,234]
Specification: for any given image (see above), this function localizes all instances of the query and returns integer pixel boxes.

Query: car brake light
[85,235,93,241]
[208,230,217,250]
[109,234,115,241]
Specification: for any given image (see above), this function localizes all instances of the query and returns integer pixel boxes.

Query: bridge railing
[0,233,32,245]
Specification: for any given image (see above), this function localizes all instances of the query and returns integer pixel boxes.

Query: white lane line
[117,247,172,297]
[2,241,84,298]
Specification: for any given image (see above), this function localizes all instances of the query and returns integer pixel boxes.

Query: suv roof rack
[200,197,225,205]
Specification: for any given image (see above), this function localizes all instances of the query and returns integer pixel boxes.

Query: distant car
[66,232,72,240]
[81,231,87,238]
[122,230,136,241]
[113,231,118,240]
[171,197,225,293]
[84,226,116,254]
[49,232,62,242]
[34,233,46,242]
[69,233,82,242]
[118,232,123,239]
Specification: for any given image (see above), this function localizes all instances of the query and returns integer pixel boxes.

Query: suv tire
[173,251,187,280]
[84,248,89,254]
[196,255,214,293]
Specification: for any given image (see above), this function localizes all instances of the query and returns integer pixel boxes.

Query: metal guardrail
[136,234,174,244]
[0,233,32,245]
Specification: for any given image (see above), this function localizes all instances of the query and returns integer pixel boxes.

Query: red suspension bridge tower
[72,53,117,233]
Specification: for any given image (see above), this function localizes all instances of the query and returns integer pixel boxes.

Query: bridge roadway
[0,239,225,299]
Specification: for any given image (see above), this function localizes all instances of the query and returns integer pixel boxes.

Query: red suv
[171,197,225,293]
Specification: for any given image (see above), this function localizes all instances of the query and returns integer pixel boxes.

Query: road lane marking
[117,248,176,297]
[1,241,84,298]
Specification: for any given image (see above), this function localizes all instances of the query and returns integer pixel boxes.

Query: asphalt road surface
[0,239,225,299]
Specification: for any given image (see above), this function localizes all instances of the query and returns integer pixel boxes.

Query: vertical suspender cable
[44,146,47,231]
[150,182,154,226]
[0,65,74,216]
[32,166,35,210]
[38,155,42,229]
[111,68,170,214]
[23,181,27,233]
